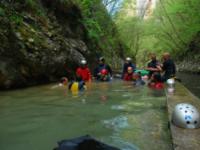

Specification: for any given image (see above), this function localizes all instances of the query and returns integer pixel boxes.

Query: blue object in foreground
[54,135,120,150]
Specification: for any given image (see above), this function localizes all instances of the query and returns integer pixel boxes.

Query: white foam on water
[111,105,126,110]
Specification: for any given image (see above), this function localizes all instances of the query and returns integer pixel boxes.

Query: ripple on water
[111,105,126,110]
[102,116,129,131]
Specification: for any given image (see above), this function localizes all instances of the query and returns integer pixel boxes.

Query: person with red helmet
[76,59,92,82]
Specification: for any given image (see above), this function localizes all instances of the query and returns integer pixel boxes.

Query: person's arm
[146,62,161,72]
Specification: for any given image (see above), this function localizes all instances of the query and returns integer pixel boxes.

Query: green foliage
[75,0,123,64]
[0,7,5,16]
[77,0,103,41]
[114,0,200,65]
[25,0,37,10]
[9,14,23,25]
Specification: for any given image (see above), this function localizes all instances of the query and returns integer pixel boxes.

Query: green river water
[0,80,172,150]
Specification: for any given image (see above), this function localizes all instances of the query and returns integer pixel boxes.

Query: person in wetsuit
[123,67,134,81]
[122,57,136,79]
[146,53,161,78]
[161,52,176,81]
[94,57,112,81]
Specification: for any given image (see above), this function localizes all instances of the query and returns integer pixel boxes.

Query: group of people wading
[56,52,176,92]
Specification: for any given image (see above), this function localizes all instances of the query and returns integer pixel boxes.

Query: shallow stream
[0,80,172,150]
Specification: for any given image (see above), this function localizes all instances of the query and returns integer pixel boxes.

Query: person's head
[127,67,133,74]
[99,57,105,65]
[80,59,87,68]
[60,77,68,85]
[163,52,170,61]
[125,57,132,64]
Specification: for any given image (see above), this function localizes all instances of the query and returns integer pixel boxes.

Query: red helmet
[100,69,108,75]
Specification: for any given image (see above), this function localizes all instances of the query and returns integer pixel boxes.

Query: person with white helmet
[121,57,136,79]
[76,59,92,82]
[93,57,112,81]
[123,66,134,81]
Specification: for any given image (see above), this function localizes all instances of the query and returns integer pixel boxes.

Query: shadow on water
[0,80,172,150]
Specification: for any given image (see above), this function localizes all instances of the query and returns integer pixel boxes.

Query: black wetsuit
[147,59,159,78]
[94,64,112,80]
[162,59,176,81]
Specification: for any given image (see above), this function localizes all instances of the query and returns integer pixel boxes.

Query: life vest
[70,82,79,92]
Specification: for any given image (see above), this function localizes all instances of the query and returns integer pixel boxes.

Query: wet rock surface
[0,0,124,89]
[0,1,90,89]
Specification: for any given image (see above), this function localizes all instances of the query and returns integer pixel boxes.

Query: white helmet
[172,103,200,129]
[80,59,87,65]
[126,57,132,62]
[167,78,175,85]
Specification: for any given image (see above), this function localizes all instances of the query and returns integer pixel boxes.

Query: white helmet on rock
[172,103,200,129]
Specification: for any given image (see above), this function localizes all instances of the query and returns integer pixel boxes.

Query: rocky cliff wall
[0,0,124,89]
